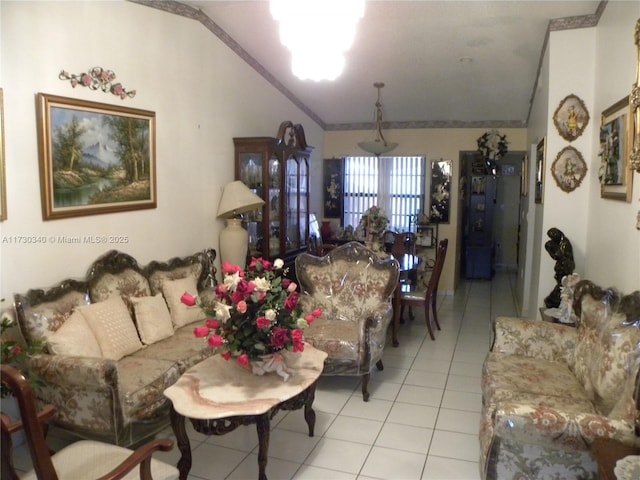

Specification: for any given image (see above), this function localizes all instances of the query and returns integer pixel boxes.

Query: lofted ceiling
[135,0,604,129]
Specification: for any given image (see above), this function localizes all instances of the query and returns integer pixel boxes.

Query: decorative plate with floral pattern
[614,455,640,480]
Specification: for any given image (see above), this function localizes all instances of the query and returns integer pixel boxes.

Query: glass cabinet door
[285,156,299,253]
[299,158,309,250]
[238,153,263,258]
[268,154,281,256]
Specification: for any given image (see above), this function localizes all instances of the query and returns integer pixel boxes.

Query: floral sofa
[14,248,218,447]
[295,241,399,401]
[480,280,640,479]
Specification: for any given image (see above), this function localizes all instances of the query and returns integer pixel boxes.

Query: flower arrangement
[477,129,508,160]
[182,257,321,369]
[358,205,389,237]
[1,314,43,398]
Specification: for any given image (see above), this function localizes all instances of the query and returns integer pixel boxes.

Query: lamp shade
[358,139,398,156]
[217,181,265,219]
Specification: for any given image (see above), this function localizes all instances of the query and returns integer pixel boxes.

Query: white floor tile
[292,464,357,479]
[404,369,448,389]
[323,415,383,445]
[360,446,427,479]
[304,438,371,474]
[428,430,480,462]
[340,396,394,421]
[435,409,482,435]
[375,422,433,454]
[261,429,321,463]
[445,374,482,394]
[387,402,439,428]
[226,453,300,480]
[188,443,249,480]
[396,384,444,407]
[441,390,482,413]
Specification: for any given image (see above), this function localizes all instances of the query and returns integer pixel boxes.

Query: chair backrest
[426,239,449,296]
[1,365,59,480]
[382,230,397,253]
[391,232,417,258]
[295,241,400,318]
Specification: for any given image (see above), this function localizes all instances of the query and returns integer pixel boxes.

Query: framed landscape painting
[37,93,156,220]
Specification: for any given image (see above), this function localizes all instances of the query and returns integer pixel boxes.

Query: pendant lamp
[358,82,398,156]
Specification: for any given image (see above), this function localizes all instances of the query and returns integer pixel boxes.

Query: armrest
[96,438,174,480]
[0,405,56,435]
[493,403,638,451]
[491,316,577,364]
[28,353,118,389]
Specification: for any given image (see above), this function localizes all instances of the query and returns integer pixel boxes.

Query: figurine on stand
[544,228,575,308]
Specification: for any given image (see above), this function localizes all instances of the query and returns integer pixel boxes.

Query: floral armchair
[480,280,640,479]
[295,242,399,401]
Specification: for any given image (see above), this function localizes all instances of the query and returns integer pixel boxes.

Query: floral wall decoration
[551,146,587,193]
[552,94,590,142]
[59,67,136,100]
[477,129,508,161]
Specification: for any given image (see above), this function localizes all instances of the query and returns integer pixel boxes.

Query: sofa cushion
[116,356,181,423]
[146,257,203,296]
[162,276,206,328]
[15,280,90,343]
[79,296,143,360]
[46,310,102,357]
[130,294,174,345]
[131,323,212,373]
[87,251,151,309]
[483,352,588,401]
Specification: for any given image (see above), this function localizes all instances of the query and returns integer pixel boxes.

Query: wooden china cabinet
[234,121,313,275]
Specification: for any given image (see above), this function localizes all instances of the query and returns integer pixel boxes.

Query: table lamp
[217,181,265,269]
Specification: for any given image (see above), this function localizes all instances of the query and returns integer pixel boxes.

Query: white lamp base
[219,218,249,269]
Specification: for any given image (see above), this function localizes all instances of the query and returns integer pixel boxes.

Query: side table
[164,345,327,480]
[591,438,640,480]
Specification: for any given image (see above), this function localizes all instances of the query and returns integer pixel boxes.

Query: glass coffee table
[164,344,327,480]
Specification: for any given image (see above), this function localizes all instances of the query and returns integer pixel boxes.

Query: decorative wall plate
[551,146,587,193]
[553,94,590,142]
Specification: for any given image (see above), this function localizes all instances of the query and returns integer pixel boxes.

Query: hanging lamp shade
[358,82,398,156]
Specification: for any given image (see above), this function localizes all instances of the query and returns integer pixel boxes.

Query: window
[343,156,426,232]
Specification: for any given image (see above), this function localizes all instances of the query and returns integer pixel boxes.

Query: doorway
[459,151,525,279]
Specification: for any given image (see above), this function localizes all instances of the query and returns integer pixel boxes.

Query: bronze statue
[544,228,575,308]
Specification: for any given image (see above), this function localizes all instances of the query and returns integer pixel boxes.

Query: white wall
[530,2,640,311]
[0,0,325,299]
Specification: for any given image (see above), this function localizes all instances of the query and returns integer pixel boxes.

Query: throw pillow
[130,294,174,345]
[79,296,143,360]
[162,276,206,328]
[46,310,102,357]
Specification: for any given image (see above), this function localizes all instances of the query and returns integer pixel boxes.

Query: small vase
[250,353,294,381]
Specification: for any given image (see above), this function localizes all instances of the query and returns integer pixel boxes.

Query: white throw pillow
[79,296,143,360]
[162,276,206,328]
[46,310,102,357]
[130,294,174,345]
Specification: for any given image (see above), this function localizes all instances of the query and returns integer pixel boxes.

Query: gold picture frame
[535,137,546,204]
[599,96,633,202]
[551,146,587,193]
[0,88,6,221]
[630,19,640,173]
[37,93,156,220]
[553,94,590,142]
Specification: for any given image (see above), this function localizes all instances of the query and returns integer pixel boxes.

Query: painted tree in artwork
[53,116,86,172]
[103,116,149,183]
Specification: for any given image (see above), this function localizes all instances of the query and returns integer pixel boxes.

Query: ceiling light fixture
[270,0,364,81]
[358,82,398,156]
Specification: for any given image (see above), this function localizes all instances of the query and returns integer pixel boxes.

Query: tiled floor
[11,272,519,480]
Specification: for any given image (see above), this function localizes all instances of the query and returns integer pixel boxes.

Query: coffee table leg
[256,414,270,480]
[169,405,191,480]
[304,382,317,437]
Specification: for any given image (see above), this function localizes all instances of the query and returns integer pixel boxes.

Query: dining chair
[0,365,179,480]
[398,238,448,341]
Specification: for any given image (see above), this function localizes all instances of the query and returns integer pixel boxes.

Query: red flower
[256,317,271,329]
[305,314,315,325]
[221,351,232,361]
[271,327,290,349]
[312,309,322,318]
[284,292,299,312]
[236,300,248,314]
[194,326,209,338]
[236,279,255,297]
[180,292,197,306]
[231,291,244,304]
[282,278,291,289]
[207,335,223,348]
[11,345,23,356]
[206,319,220,329]
[237,354,249,367]
[221,262,243,276]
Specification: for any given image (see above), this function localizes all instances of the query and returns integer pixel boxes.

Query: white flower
[223,271,241,292]
[213,301,232,322]
[252,276,271,292]
[264,309,277,321]
[296,317,309,328]
[273,258,285,270]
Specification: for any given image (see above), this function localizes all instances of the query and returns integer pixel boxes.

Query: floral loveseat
[295,242,399,401]
[14,249,217,447]
[480,280,640,479]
